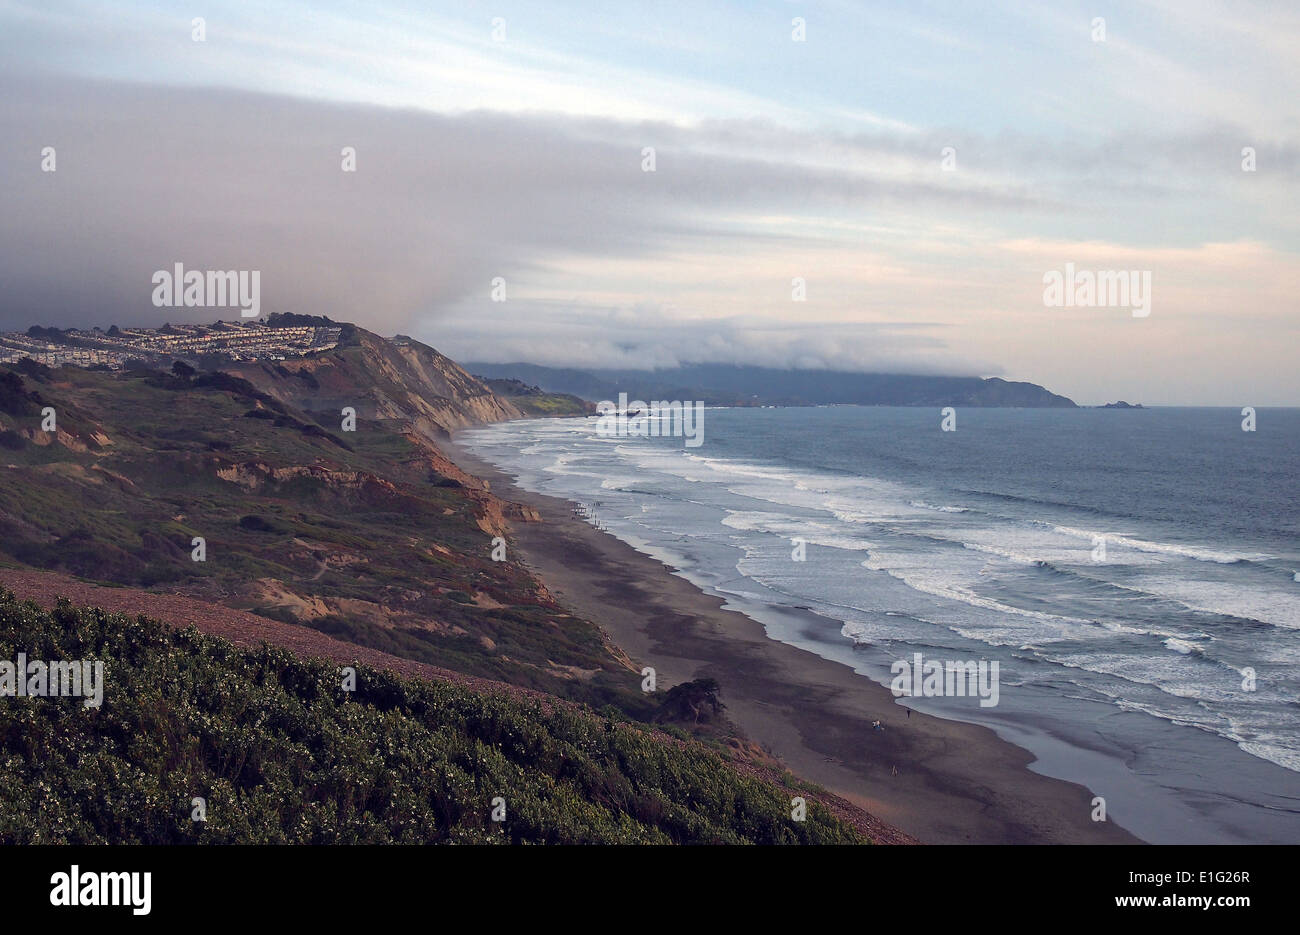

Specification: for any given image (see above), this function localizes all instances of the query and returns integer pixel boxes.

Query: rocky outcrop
[19,426,112,452]
[400,431,486,489]
[216,460,387,492]
[465,488,542,538]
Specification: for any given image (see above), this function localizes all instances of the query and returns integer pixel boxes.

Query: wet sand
[446,437,1142,844]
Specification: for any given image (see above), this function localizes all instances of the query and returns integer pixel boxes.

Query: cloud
[1,69,1296,401]
[434,306,999,375]
[0,74,1029,338]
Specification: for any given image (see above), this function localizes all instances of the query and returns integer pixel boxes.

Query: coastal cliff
[227,326,522,439]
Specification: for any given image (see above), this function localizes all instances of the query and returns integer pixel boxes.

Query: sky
[1,0,1297,404]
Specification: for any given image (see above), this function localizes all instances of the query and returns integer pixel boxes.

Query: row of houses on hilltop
[0,319,344,370]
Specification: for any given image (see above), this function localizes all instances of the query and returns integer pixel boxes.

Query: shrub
[0,592,866,845]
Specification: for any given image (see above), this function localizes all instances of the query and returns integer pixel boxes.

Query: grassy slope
[0,363,645,712]
[0,592,864,844]
[225,329,522,431]
[477,377,592,417]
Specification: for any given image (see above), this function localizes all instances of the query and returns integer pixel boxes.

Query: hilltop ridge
[225,325,521,440]
[466,362,1079,408]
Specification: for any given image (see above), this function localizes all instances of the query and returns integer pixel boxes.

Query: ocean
[459,406,1300,844]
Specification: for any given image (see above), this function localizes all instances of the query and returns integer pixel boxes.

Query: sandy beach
[446,436,1141,845]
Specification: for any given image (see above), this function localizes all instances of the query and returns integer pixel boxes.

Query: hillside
[0,590,871,844]
[0,359,642,709]
[226,323,522,440]
[475,376,593,416]
[0,333,917,846]
[466,362,1078,408]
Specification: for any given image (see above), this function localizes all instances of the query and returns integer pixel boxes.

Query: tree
[655,678,724,725]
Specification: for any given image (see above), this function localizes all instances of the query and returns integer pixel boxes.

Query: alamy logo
[0,654,103,708]
[1043,263,1151,317]
[50,865,151,915]
[890,652,1000,707]
[595,393,705,448]
[151,262,261,318]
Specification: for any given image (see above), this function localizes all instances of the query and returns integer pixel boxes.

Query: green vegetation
[656,678,725,725]
[0,363,644,709]
[477,377,592,416]
[0,592,865,844]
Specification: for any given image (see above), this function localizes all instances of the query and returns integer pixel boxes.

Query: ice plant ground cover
[0,591,866,844]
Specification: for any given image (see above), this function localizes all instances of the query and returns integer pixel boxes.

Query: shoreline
[445,434,1142,845]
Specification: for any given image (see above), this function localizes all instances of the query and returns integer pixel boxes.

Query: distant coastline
[466,361,1080,409]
